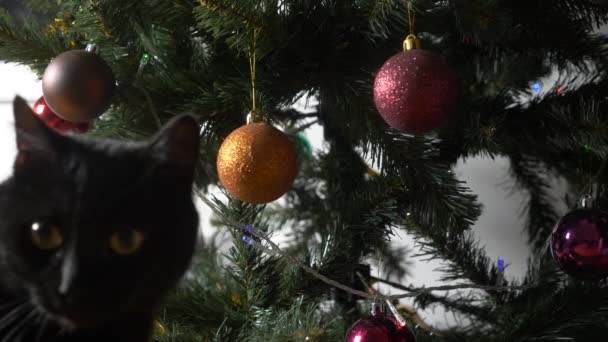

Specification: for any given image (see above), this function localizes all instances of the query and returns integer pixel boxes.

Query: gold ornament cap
[246,110,264,124]
[403,34,421,51]
[217,122,298,204]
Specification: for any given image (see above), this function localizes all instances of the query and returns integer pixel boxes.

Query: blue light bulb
[498,258,505,271]
[533,83,541,93]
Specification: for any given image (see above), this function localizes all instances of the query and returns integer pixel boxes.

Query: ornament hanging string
[581,99,605,198]
[133,56,162,131]
[581,144,606,201]
[403,1,420,51]
[355,271,409,329]
[407,0,415,35]
[250,30,256,111]
[132,22,164,130]
[584,143,594,197]
[248,28,259,121]
[376,249,382,303]
[368,248,393,327]
[357,271,444,336]
[594,159,608,192]
[373,242,393,323]
[588,149,594,197]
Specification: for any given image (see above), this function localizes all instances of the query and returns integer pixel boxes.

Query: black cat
[0,96,200,341]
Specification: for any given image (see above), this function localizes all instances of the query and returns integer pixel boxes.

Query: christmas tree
[1,0,608,340]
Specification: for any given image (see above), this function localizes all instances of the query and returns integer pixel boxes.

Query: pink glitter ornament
[373,49,458,134]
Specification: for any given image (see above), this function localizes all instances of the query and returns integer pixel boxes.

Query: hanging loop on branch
[407,0,415,35]
[248,28,259,118]
[402,1,421,50]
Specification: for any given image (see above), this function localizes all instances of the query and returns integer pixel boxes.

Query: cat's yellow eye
[31,222,63,250]
[109,230,145,256]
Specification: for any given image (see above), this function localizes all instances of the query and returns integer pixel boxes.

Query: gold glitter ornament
[217,122,298,204]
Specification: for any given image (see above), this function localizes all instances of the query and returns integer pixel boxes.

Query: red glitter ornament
[33,97,91,134]
[551,202,608,280]
[373,48,458,134]
[345,305,415,342]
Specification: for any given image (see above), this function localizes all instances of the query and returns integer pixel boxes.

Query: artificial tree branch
[397,303,447,336]
[197,189,538,302]
[371,275,416,292]
[359,272,446,336]
[198,0,268,30]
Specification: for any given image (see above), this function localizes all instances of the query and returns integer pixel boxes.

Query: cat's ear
[13,96,57,168]
[149,114,199,167]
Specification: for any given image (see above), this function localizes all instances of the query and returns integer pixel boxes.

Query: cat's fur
[0,96,200,341]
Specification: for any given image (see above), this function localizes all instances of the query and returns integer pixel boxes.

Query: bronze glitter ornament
[42,44,115,122]
[217,122,298,204]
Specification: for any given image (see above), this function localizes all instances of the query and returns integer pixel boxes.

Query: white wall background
[0,62,567,329]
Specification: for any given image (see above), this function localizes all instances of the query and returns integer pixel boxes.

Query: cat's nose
[58,291,76,306]
[45,291,72,314]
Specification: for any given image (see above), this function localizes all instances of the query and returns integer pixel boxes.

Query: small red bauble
[551,208,608,280]
[33,97,91,134]
[345,309,415,342]
[373,49,458,134]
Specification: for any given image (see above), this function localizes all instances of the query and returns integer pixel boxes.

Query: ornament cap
[246,110,264,124]
[85,43,100,54]
[370,301,383,316]
[403,34,421,51]
[580,195,593,209]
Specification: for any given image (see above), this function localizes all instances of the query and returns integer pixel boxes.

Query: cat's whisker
[26,308,43,342]
[2,308,36,342]
[0,298,26,313]
[35,311,49,342]
[0,302,29,333]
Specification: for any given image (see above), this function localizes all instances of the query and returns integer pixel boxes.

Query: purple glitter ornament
[551,208,608,280]
[345,305,415,342]
[373,49,458,134]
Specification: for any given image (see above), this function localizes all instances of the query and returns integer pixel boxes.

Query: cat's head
[0,96,200,329]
